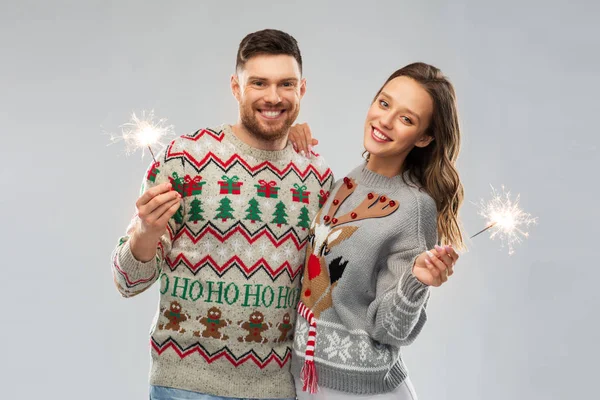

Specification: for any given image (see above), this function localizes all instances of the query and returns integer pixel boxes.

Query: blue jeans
[149,385,296,400]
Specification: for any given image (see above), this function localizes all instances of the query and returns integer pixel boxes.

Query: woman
[288,62,464,399]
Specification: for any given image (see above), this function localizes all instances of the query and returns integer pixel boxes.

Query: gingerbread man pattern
[194,307,232,340]
[237,311,272,343]
[274,312,294,343]
[158,301,189,333]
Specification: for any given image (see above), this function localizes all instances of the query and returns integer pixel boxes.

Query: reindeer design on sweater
[299,177,400,318]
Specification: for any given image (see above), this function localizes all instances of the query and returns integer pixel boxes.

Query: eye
[282,81,295,88]
[379,99,389,108]
[401,116,413,125]
[252,81,264,87]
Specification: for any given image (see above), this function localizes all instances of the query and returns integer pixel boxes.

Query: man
[111,29,333,399]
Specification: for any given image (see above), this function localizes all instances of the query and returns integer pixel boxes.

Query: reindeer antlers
[323,177,357,219]
[323,177,399,227]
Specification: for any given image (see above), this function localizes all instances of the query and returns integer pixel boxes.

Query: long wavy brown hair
[366,62,465,249]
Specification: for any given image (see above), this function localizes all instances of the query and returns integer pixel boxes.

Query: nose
[307,253,322,280]
[263,84,282,104]
[379,110,394,130]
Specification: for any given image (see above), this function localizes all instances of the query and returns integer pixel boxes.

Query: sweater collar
[220,124,294,162]
[355,163,416,190]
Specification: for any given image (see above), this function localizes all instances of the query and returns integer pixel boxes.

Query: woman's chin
[364,140,385,157]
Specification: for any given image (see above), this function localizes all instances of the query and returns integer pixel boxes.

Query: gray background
[1,0,598,399]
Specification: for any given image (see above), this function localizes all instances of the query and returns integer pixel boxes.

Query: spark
[472,185,537,255]
[108,110,175,162]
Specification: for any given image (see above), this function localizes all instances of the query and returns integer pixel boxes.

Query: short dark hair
[236,29,302,74]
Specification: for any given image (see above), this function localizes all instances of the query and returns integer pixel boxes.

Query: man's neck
[231,123,288,151]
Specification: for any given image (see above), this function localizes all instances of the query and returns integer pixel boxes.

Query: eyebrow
[247,76,299,83]
[380,91,421,123]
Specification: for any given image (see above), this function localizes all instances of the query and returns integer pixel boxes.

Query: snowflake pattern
[214,141,234,156]
[283,245,294,259]
[323,331,353,363]
[216,246,228,259]
[245,154,258,165]
[193,142,204,155]
[202,240,213,253]
[262,199,274,212]
[230,239,243,253]
[205,196,219,207]
[294,319,308,349]
[258,241,270,255]
[293,153,310,169]
[294,320,398,370]
[270,251,282,263]
[233,196,247,208]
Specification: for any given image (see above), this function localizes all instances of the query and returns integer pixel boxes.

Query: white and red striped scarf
[297,301,319,393]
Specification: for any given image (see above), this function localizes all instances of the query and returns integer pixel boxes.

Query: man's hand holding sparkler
[130,182,181,262]
[413,245,459,287]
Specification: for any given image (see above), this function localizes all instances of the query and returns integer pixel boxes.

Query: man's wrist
[129,229,158,262]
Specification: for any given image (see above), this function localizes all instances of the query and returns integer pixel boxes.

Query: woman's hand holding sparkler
[412,245,459,287]
[130,182,181,262]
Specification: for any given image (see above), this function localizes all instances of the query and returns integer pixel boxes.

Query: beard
[239,101,300,142]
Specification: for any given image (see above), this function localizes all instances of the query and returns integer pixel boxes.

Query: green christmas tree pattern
[271,201,288,227]
[173,206,184,224]
[297,206,310,230]
[244,198,262,224]
[189,197,205,224]
[215,197,235,222]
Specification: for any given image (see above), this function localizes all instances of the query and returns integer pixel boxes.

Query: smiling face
[250,311,264,324]
[231,54,306,142]
[363,76,434,168]
[208,307,221,319]
[170,301,182,313]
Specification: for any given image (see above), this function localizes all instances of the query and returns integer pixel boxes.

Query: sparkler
[471,185,537,255]
[108,110,175,163]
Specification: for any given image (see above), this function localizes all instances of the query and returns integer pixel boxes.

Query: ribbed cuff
[397,271,429,306]
[116,240,158,282]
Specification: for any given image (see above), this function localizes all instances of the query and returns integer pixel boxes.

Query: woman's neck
[365,154,405,178]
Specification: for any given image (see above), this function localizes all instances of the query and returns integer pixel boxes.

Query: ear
[231,74,241,102]
[415,134,434,148]
[311,208,322,229]
[299,78,307,99]
[327,226,358,248]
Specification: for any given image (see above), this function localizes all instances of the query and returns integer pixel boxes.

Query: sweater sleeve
[367,191,438,347]
[110,151,175,298]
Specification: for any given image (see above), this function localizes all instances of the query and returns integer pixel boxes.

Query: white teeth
[263,111,281,117]
[373,128,389,141]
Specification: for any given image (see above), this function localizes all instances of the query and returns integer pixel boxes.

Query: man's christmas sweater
[111,125,333,398]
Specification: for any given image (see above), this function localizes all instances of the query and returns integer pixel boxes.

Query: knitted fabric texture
[291,164,438,395]
[111,124,333,398]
